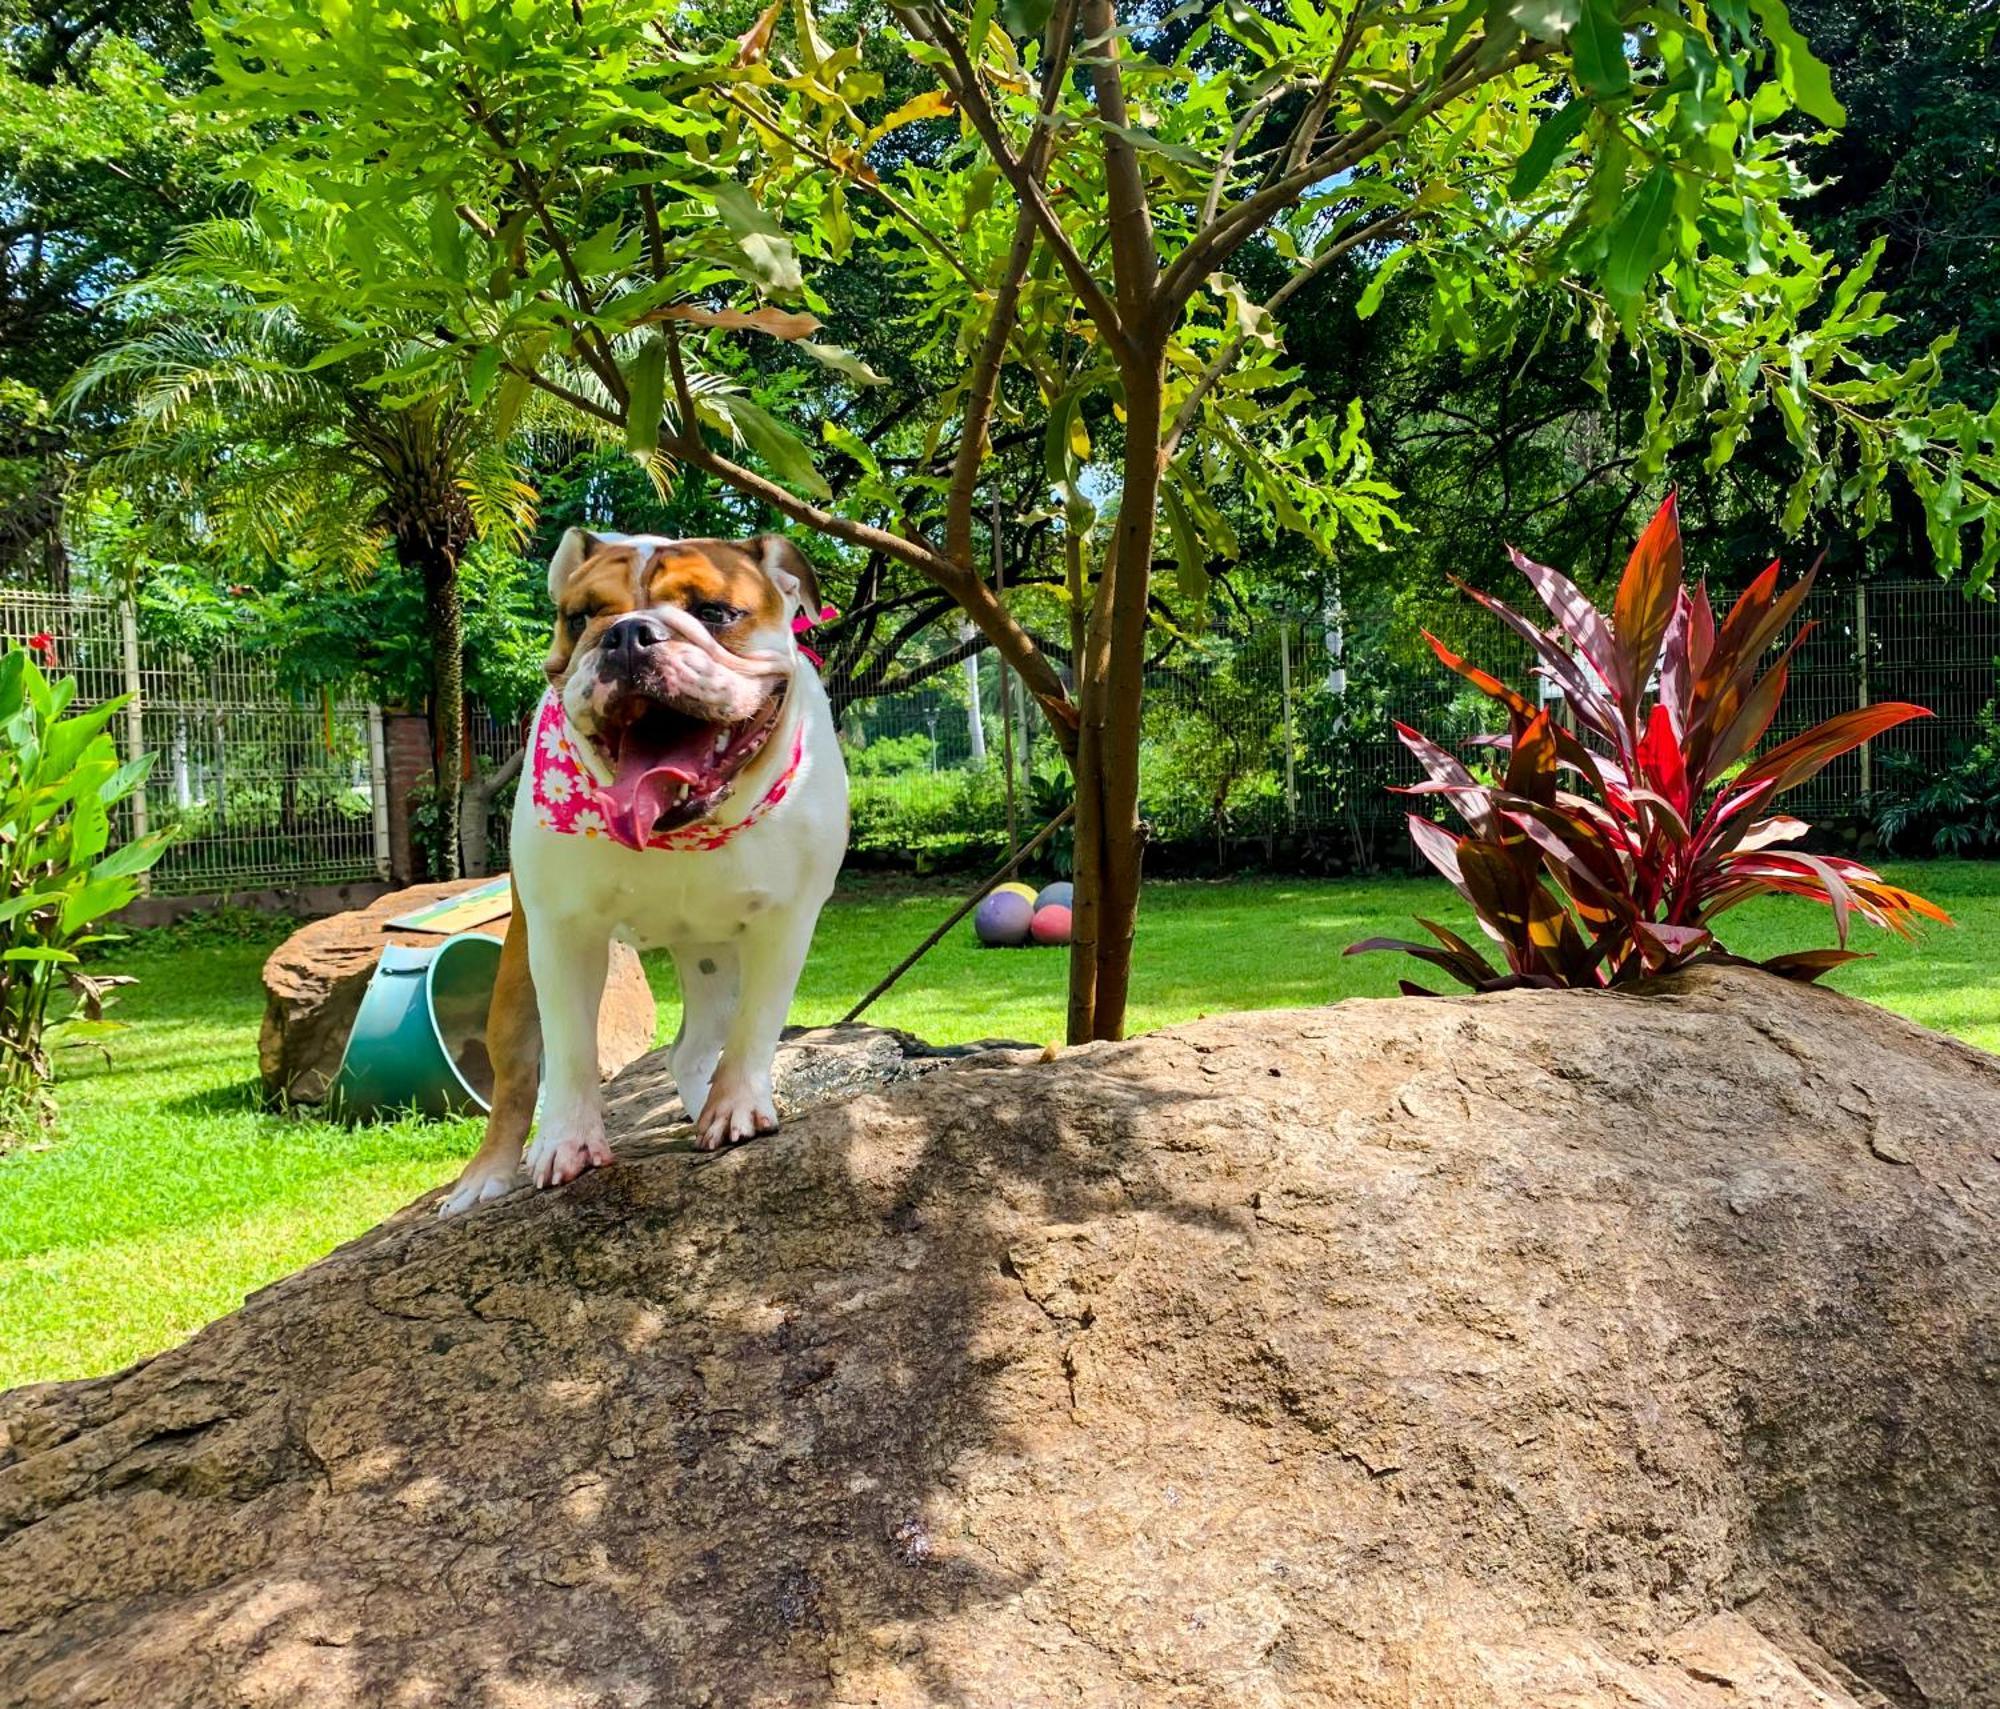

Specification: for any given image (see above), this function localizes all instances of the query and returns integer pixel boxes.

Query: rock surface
[7,967,2000,1707]
[256,878,655,1105]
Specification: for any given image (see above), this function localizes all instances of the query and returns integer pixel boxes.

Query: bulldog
[437,528,848,1217]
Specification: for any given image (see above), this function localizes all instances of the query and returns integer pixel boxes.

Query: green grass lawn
[5,860,1998,1390]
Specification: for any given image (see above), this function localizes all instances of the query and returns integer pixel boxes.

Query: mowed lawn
[4,861,1997,1389]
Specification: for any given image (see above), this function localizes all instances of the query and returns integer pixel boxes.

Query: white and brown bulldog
[437,528,848,1217]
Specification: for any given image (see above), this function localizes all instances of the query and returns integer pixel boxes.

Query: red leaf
[1452,578,1619,741]
[1407,813,1470,897]
[1636,702,1689,816]
[1345,936,1494,991]
[1612,492,1682,706]
[1415,917,1503,983]
[1658,591,1695,739]
[1734,703,1933,799]
[1508,546,1620,688]
[1422,630,1537,723]
[1760,948,1870,983]
[1505,710,1559,805]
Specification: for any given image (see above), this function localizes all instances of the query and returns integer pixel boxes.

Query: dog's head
[544,530,823,838]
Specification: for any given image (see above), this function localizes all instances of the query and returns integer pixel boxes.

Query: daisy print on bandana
[526,689,805,854]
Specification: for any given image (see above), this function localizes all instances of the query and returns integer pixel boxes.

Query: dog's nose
[600,613,666,673]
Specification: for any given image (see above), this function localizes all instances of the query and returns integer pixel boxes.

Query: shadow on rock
[3,971,1998,1707]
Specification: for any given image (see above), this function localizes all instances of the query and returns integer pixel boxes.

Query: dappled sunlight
[9,863,1999,1387]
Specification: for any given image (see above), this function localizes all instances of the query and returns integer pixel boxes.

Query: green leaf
[1606,165,1677,309]
[1747,0,1845,126]
[465,343,502,408]
[625,334,667,456]
[711,182,803,293]
[798,341,887,387]
[1507,0,1581,38]
[1570,0,1630,99]
[1510,97,1590,197]
[1162,481,1208,608]
[1356,245,1413,320]
[92,831,171,881]
[716,395,830,498]
[999,0,1053,38]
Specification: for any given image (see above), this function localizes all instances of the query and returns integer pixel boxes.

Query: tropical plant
[0,645,170,1134]
[199,0,2000,1040]
[65,211,548,875]
[1351,494,1948,992]
[1865,700,2000,857]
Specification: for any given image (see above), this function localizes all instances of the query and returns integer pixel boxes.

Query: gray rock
[5,968,1998,1707]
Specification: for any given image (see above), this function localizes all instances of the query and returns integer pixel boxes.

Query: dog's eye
[693,601,739,628]
[564,612,588,641]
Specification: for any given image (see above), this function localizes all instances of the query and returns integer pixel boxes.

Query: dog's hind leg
[438,891,541,1217]
[668,941,738,1128]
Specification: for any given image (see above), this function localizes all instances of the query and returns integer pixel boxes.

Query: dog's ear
[548,528,605,604]
[748,534,822,620]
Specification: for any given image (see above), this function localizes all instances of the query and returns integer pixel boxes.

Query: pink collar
[528,691,806,853]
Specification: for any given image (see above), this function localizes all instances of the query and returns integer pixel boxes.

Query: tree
[204,0,2000,1039]
[0,0,216,586]
[68,212,546,875]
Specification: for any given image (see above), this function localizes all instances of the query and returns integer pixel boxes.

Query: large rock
[257,878,655,1105]
[6,968,1999,1707]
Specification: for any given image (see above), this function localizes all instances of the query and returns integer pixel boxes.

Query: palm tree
[66,212,543,877]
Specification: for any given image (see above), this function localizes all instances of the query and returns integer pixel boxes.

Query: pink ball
[1030,903,1072,946]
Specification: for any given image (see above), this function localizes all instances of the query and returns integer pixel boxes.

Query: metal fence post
[1855,582,1873,800]
[368,705,393,880]
[1279,623,1298,832]
[117,599,150,889]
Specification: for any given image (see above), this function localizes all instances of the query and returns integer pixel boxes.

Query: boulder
[256,878,655,1106]
[7,967,2000,1707]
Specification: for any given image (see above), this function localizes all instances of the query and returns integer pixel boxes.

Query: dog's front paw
[695,1074,778,1152]
[437,1160,518,1218]
[525,1124,614,1189]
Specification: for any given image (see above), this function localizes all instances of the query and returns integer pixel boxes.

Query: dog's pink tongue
[600,724,714,846]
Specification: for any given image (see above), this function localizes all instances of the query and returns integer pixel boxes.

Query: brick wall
[384,710,434,885]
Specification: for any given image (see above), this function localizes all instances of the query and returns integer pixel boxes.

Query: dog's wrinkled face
[546,530,821,841]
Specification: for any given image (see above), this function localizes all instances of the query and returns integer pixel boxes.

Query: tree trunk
[460,743,524,878]
[1067,347,1166,1044]
[400,531,466,883]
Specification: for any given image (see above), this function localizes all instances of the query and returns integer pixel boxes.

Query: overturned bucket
[331,931,502,1122]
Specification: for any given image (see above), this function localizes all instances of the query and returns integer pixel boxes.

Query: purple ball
[974,889,1034,947]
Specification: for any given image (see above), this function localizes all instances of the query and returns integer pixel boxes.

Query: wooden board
[384,875,512,936]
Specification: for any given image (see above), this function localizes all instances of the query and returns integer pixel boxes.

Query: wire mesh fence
[1,591,387,896]
[835,580,2000,870]
[7,580,1994,893]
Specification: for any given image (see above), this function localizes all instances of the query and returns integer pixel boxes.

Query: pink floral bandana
[527,690,806,854]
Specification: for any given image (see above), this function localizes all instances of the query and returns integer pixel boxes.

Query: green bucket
[331,931,503,1122]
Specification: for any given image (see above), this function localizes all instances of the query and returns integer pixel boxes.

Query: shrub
[1351,495,1947,992]
[1865,700,2000,856]
[1,646,171,1134]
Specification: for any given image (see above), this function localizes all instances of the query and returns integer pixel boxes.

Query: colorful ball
[1034,880,1073,912]
[1030,903,1072,946]
[994,880,1039,907]
[974,889,1034,947]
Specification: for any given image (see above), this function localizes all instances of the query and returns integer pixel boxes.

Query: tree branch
[1079,0,1158,343]
[1162,206,1411,458]
[944,0,1084,570]
[895,0,1129,351]
[1159,33,1548,314]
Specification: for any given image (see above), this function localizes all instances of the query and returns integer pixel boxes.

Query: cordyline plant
[1351,494,1948,993]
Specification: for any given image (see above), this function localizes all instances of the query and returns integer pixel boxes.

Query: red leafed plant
[1351,493,1949,993]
